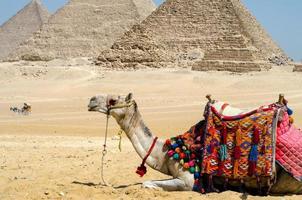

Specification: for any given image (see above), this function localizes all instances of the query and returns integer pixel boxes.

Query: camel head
[88,93,134,120]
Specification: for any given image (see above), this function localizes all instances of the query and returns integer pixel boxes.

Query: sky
[0,0,301,61]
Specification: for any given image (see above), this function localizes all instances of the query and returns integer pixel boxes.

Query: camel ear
[125,93,133,102]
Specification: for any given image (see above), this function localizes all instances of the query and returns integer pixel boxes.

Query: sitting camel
[88,93,302,194]
[10,103,31,115]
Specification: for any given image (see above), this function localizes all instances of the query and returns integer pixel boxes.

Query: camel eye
[109,99,117,106]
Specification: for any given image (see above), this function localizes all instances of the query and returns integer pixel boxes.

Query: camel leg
[142,178,188,191]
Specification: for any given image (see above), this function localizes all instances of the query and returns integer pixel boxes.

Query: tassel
[234,125,242,159]
[234,125,242,177]
[253,127,260,144]
[219,145,228,161]
[287,106,293,116]
[233,160,239,177]
[248,145,259,176]
[209,126,216,136]
[261,145,266,155]
[248,161,257,176]
[249,145,259,162]
[193,179,205,193]
[210,143,215,154]
[234,146,241,159]
[136,164,147,177]
[222,123,227,144]
[218,161,224,176]
[165,139,171,146]
[193,179,200,191]
[261,126,267,155]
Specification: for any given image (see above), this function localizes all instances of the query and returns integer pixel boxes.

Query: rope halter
[105,99,135,114]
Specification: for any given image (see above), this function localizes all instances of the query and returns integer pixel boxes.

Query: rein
[100,114,110,186]
[99,100,134,186]
[98,98,158,185]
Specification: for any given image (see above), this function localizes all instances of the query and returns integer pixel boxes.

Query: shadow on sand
[72,181,142,189]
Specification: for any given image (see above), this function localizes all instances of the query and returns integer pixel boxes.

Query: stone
[6,0,155,61]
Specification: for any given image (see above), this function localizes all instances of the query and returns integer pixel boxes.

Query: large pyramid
[7,0,156,61]
[0,0,50,60]
[96,0,288,72]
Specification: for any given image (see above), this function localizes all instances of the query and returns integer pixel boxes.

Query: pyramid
[7,0,156,61]
[96,0,288,72]
[0,0,50,60]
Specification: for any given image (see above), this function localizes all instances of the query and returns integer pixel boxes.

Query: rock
[59,191,65,196]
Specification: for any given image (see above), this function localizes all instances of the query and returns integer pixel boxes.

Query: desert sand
[0,60,302,199]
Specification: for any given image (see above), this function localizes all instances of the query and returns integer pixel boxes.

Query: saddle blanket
[202,107,276,179]
[276,112,302,181]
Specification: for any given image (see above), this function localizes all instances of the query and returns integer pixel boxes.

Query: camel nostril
[109,99,117,106]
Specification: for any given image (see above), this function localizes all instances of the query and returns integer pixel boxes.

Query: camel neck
[117,107,169,175]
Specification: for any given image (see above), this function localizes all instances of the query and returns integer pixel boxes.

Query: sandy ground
[0,60,302,199]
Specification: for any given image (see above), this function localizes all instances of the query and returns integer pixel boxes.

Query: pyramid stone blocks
[96,0,287,72]
[0,0,50,60]
[7,0,156,61]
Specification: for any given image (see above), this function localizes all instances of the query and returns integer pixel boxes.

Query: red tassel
[209,127,216,136]
[136,164,147,177]
[222,123,227,144]
[210,143,215,153]
[165,139,171,146]
[261,145,266,154]
[248,161,256,176]
[253,127,260,144]
[234,146,241,159]
[218,162,224,176]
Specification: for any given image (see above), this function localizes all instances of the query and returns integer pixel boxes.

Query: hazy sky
[0,0,301,61]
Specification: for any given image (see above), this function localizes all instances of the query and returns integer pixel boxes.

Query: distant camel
[10,103,31,115]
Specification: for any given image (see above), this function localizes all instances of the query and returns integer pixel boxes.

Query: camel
[88,93,302,195]
[10,103,31,115]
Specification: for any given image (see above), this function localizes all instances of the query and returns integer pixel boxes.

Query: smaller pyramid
[0,0,50,60]
[7,0,156,61]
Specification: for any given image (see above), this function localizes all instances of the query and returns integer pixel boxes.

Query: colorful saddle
[202,105,278,179]
[165,101,301,193]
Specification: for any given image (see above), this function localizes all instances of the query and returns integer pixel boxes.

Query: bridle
[99,98,135,186]
[105,100,135,114]
[98,97,157,184]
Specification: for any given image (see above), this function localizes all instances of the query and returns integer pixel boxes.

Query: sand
[0,60,301,199]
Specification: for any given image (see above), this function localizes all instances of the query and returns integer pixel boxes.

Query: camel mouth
[97,108,108,114]
[88,105,107,114]
[88,105,98,112]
